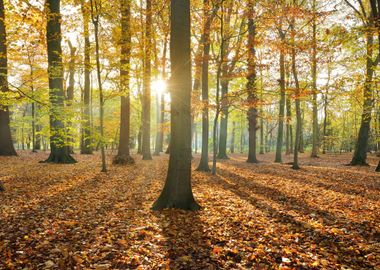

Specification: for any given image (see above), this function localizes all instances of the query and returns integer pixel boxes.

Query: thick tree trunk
[275,39,286,163]
[0,0,16,156]
[114,0,134,165]
[80,1,93,154]
[351,32,375,166]
[142,0,152,160]
[246,2,258,163]
[153,0,200,210]
[43,0,76,163]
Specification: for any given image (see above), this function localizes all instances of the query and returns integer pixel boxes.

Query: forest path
[0,152,379,269]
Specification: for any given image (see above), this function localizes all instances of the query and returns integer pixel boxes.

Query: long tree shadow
[224,159,380,197]
[154,209,221,270]
[0,161,152,269]
[211,172,377,269]
[216,167,379,240]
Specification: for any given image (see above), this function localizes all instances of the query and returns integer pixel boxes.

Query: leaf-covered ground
[0,151,379,269]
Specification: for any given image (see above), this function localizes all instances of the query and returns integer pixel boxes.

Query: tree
[345,0,380,166]
[66,40,76,154]
[152,0,200,211]
[274,26,286,163]
[80,0,93,155]
[42,0,76,163]
[197,0,218,172]
[376,160,380,172]
[246,0,258,163]
[310,0,319,158]
[0,0,16,156]
[290,3,301,170]
[90,0,106,172]
[142,0,153,160]
[113,0,134,165]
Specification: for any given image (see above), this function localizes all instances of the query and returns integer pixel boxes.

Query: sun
[152,79,167,96]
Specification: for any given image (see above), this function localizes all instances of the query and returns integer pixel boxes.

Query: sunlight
[152,79,167,96]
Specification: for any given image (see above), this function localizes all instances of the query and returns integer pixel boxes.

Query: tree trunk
[246,1,258,163]
[154,36,168,156]
[142,0,152,160]
[285,60,293,155]
[376,160,380,172]
[197,0,216,172]
[0,0,16,156]
[42,0,76,163]
[217,81,229,159]
[310,0,319,158]
[91,0,106,172]
[113,0,134,165]
[275,35,286,163]
[67,40,76,154]
[152,0,200,210]
[350,31,375,166]
[80,1,93,154]
[291,21,301,170]
[230,121,235,154]
[137,125,142,154]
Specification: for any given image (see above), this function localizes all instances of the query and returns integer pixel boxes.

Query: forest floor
[0,151,379,270]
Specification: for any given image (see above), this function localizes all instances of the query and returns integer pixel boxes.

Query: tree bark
[310,0,319,158]
[80,1,93,154]
[90,0,107,172]
[154,35,168,156]
[197,0,217,172]
[291,20,301,170]
[246,1,258,163]
[142,0,152,160]
[152,0,200,210]
[0,0,16,156]
[42,0,76,163]
[67,40,76,154]
[275,33,286,163]
[230,121,235,154]
[217,81,229,159]
[350,31,375,166]
[113,0,134,165]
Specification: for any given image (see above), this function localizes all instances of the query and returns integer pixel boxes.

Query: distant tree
[42,0,76,163]
[310,0,319,158]
[246,0,258,163]
[197,0,218,172]
[274,23,286,163]
[153,0,200,210]
[142,0,153,160]
[66,40,76,154]
[0,0,17,157]
[290,1,301,170]
[80,0,93,155]
[113,0,134,165]
[90,0,106,172]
